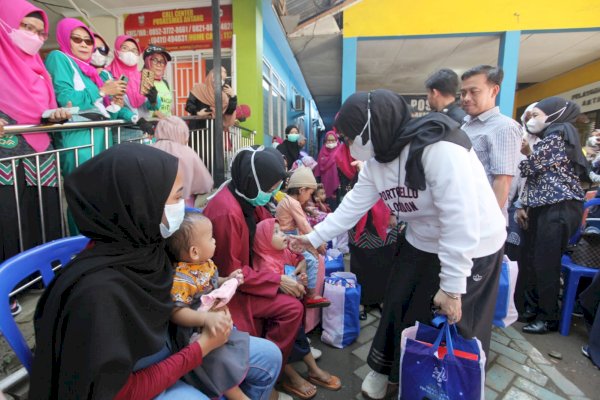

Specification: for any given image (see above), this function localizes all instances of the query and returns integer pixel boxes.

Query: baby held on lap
[166,212,250,400]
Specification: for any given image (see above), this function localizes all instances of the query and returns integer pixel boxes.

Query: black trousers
[367,235,503,382]
[521,200,583,321]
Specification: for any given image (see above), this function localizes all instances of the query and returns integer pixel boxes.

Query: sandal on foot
[281,381,317,400]
[306,297,331,308]
[307,374,341,391]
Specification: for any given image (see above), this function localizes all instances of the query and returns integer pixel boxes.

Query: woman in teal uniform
[90,32,154,138]
[45,18,127,176]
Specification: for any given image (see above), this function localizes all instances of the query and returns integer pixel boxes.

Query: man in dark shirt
[425,68,467,124]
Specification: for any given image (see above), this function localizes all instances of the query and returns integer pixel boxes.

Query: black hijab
[335,89,469,190]
[30,143,179,399]
[535,96,589,182]
[228,146,286,251]
[277,125,301,167]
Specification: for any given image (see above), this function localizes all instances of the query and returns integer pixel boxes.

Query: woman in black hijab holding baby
[30,143,231,399]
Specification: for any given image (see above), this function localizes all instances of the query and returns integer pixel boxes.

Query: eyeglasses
[150,57,166,66]
[96,46,109,56]
[19,22,47,41]
[71,36,93,46]
[120,45,139,55]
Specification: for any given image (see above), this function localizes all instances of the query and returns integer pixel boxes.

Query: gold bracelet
[441,289,461,300]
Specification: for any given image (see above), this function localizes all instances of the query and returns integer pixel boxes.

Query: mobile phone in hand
[223,77,231,87]
[119,74,128,84]
[140,69,155,95]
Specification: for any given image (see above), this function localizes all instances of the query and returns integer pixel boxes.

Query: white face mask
[325,143,337,149]
[526,117,548,134]
[118,51,139,67]
[526,106,567,135]
[90,49,107,67]
[349,94,375,161]
[159,199,185,238]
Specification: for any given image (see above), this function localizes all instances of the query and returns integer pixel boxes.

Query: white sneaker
[361,370,389,399]
[310,346,322,360]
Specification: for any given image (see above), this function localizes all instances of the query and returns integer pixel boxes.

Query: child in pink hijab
[152,116,213,207]
[253,218,308,280]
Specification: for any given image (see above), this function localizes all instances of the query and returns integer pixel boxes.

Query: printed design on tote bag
[432,365,448,387]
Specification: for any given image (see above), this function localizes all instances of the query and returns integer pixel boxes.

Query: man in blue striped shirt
[460,65,523,222]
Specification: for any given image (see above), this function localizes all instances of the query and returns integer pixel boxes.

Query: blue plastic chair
[0,235,89,372]
[559,198,600,336]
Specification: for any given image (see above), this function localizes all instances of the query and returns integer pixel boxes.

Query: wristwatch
[98,90,106,98]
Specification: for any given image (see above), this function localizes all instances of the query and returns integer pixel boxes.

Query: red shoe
[306,297,331,308]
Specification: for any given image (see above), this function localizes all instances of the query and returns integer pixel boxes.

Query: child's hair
[286,187,301,196]
[165,211,209,261]
[313,184,325,201]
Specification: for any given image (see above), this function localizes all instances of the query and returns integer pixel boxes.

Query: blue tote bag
[493,256,518,328]
[399,316,485,400]
[321,272,361,348]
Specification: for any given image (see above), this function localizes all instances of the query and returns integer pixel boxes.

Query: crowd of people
[1,0,599,398]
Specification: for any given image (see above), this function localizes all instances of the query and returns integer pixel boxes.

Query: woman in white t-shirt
[293,89,506,400]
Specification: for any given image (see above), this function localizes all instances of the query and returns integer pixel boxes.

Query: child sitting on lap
[304,184,331,226]
[166,212,249,400]
[276,167,330,308]
[253,218,308,285]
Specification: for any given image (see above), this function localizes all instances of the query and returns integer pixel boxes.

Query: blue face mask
[287,133,300,143]
[235,147,282,206]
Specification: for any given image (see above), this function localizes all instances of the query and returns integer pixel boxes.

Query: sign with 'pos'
[124,6,233,52]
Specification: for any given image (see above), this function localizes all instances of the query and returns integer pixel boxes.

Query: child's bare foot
[307,367,342,391]
[281,375,317,399]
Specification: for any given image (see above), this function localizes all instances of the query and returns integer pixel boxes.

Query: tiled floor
[297,308,595,400]
[1,287,597,399]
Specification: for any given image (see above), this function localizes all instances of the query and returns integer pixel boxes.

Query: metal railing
[1,117,255,250]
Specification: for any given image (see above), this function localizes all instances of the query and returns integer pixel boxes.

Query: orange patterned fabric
[171,260,219,308]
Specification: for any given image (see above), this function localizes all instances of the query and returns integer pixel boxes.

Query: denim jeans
[239,336,282,399]
[141,336,281,399]
[134,344,209,400]
[284,228,318,289]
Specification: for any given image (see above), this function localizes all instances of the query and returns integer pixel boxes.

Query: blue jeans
[138,336,281,399]
[284,229,318,289]
[240,336,282,399]
[134,344,209,399]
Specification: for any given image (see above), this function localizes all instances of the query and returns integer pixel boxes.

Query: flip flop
[281,381,317,400]
[307,374,342,391]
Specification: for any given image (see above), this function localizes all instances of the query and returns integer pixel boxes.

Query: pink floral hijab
[0,0,54,152]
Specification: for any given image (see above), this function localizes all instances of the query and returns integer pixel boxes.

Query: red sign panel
[124,6,233,52]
